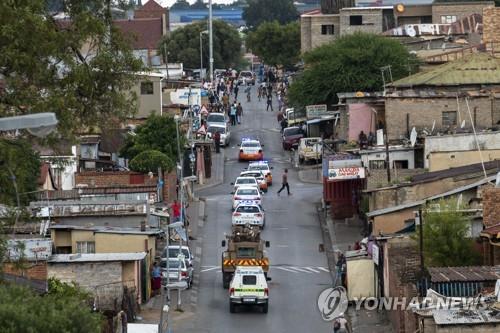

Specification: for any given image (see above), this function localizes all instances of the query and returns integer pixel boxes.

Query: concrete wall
[54,230,72,247]
[483,7,500,44]
[367,168,424,190]
[385,97,494,142]
[425,131,500,170]
[48,261,124,311]
[362,149,416,170]
[301,14,340,53]
[94,233,154,255]
[432,2,494,24]
[130,75,162,119]
[340,8,384,35]
[434,323,500,333]
[373,207,415,235]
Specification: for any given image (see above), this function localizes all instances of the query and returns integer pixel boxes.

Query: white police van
[229,266,270,313]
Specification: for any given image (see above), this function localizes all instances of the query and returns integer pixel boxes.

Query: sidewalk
[298,165,322,184]
[137,196,206,329]
[194,148,225,191]
[318,208,393,333]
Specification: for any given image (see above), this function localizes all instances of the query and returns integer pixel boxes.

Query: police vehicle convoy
[229,266,270,313]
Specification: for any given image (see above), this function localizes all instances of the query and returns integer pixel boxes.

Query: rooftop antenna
[410,127,417,147]
[380,65,393,95]
[465,96,487,178]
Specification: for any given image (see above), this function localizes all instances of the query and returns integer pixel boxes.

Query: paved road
[174,87,333,333]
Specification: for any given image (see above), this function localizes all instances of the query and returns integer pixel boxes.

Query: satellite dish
[456,193,462,209]
[496,172,500,188]
[407,26,417,37]
[410,127,417,147]
[431,120,436,134]
[495,279,500,301]
[461,120,466,128]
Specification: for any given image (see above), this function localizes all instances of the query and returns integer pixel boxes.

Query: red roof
[481,224,500,238]
[141,0,164,11]
[114,18,163,50]
[301,9,323,16]
[38,162,56,189]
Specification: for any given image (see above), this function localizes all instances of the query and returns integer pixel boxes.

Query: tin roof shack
[30,199,159,229]
[419,308,500,333]
[2,238,52,293]
[366,160,500,212]
[480,187,500,266]
[48,252,147,308]
[366,174,495,235]
[425,132,500,172]
[385,53,500,143]
[420,266,500,297]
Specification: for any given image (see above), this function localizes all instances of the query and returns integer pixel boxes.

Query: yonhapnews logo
[317,286,348,321]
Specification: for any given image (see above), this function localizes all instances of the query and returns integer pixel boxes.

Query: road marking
[304,267,320,273]
[270,227,289,230]
[195,247,202,256]
[290,266,313,273]
[200,266,220,272]
[274,266,297,273]
[317,267,330,272]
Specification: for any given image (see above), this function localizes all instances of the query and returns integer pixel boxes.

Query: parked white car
[207,124,230,146]
[232,201,265,228]
[298,137,322,163]
[206,112,227,128]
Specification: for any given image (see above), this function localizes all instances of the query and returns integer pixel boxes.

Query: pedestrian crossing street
[201,265,330,274]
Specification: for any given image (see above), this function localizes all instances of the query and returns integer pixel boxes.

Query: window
[441,15,457,24]
[369,160,386,169]
[140,81,154,95]
[350,15,363,26]
[394,160,409,169]
[76,241,95,254]
[442,111,457,127]
[237,247,256,258]
[242,275,257,285]
[321,24,335,35]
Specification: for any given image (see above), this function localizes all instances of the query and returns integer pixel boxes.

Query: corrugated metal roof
[428,266,500,283]
[433,309,500,325]
[366,175,495,217]
[391,53,500,87]
[412,160,500,183]
[49,252,147,263]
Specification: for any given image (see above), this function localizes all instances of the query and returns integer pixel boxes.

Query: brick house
[385,52,500,142]
[431,0,494,25]
[480,187,500,265]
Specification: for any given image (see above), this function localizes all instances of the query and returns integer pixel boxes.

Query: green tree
[120,115,183,163]
[0,282,101,332]
[129,150,175,173]
[191,0,207,9]
[160,20,242,69]
[0,0,144,138]
[247,21,300,68]
[243,0,299,29]
[0,139,41,207]
[288,32,417,109]
[415,200,481,267]
[170,0,191,10]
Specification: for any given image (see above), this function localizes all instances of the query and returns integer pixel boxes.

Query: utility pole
[384,133,391,183]
[418,207,425,279]
[163,44,169,81]
[174,115,184,312]
[209,0,214,82]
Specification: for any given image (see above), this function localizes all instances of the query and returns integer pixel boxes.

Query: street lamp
[209,0,214,82]
[199,30,208,82]
[0,113,58,137]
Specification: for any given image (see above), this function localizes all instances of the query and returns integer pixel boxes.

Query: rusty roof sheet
[428,266,500,283]
[480,224,500,238]
[391,53,500,87]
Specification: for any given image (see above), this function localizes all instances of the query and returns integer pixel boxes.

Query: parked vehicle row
[161,244,195,289]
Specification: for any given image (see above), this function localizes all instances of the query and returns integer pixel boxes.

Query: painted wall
[348,103,376,142]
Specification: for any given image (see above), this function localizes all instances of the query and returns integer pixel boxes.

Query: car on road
[282,126,304,150]
[231,176,259,193]
[206,112,227,128]
[238,71,256,85]
[248,161,273,185]
[206,124,231,146]
[239,170,268,192]
[298,137,322,163]
[160,257,193,289]
[232,186,262,210]
[232,201,265,228]
[229,266,269,313]
[162,245,195,268]
[238,139,263,161]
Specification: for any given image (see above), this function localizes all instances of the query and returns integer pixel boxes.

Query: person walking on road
[234,83,239,100]
[213,130,221,153]
[230,103,237,126]
[266,93,273,111]
[236,103,243,124]
[277,168,291,196]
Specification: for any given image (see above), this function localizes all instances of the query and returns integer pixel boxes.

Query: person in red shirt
[171,199,181,222]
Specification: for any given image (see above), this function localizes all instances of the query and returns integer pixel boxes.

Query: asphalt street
[174,86,333,333]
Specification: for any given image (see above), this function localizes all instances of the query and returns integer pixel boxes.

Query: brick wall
[385,238,419,333]
[432,2,494,24]
[340,8,384,36]
[48,261,124,311]
[3,261,47,281]
[385,96,493,142]
[483,7,500,44]
[367,169,425,190]
[75,171,156,187]
[482,187,500,227]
